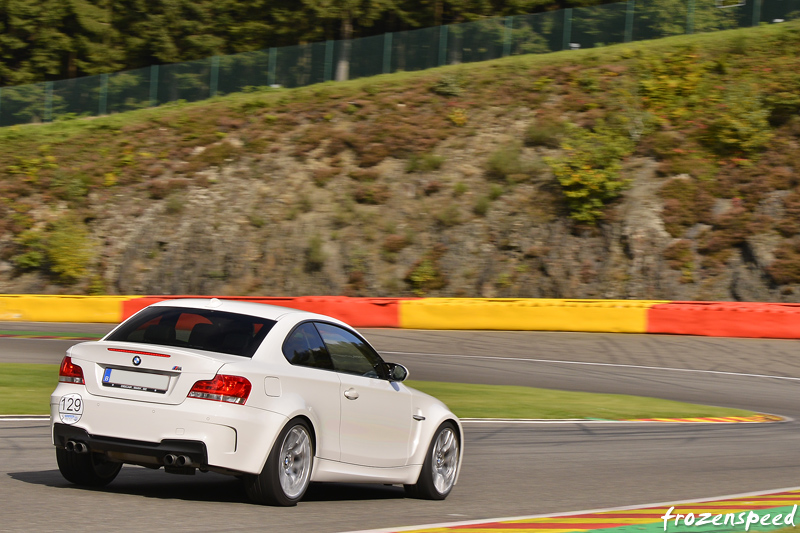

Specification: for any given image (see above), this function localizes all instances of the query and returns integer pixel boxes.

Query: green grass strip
[0,364,757,419]
[406,380,756,420]
[0,364,60,415]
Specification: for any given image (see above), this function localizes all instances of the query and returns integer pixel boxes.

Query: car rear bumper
[53,423,209,468]
[51,383,288,474]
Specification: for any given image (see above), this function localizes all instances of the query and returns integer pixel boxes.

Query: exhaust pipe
[74,442,88,454]
[65,440,75,452]
[163,454,177,466]
[176,455,191,467]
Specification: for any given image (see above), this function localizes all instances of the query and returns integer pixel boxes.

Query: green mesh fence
[0,0,797,128]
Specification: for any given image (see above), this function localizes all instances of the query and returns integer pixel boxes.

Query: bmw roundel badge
[132,356,142,366]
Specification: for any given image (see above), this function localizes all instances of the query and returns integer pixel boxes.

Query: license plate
[102,367,169,393]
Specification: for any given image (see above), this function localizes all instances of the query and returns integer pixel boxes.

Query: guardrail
[1,294,799,339]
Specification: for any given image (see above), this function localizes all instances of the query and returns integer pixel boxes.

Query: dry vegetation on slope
[2,22,800,300]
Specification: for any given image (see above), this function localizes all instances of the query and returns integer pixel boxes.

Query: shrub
[405,250,447,296]
[305,235,326,272]
[702,84,772,157]
[423,180,442,196]
[663,239,694,283]
[406,153,445,173]
[312,167,339,187]
[47,217,93,285]
[349,169,380,182]
[353,183,391,204]
[473,196,490,216]
[148,178,190,200]
[436,204,461,227]
[12,229,46,271]
[447,108,468,127]
[544,123,633,224]
[453,182,468,196]
[524,116,566,148]
[768,239,800,285]
[382,234,410,254]
[659,177,716,237]
[165,195,184,215]
[776,190,800,237]
[486,142,527,182]
[51,172,90,202]
[431,74,464,97]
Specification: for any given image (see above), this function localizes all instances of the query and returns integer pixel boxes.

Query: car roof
[149,298,347,326]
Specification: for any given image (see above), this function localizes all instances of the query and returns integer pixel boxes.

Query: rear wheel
[56,448,122,487]
[244,419,313,506]
[405,422,460,500]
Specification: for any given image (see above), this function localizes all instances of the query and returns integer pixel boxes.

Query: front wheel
[56,447,122,487]
[405,421,460,500]
[244,419,314,506]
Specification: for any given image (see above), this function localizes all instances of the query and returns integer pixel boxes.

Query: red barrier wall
[648,302,800,339]
[121,296,406,328]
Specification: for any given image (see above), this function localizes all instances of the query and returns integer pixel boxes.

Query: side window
[315,323,386,379]
[282,323,334,370]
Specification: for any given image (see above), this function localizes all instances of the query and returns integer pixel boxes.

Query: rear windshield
[106,306,276,358]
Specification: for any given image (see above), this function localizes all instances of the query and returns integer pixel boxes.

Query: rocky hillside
[1,22,800,301]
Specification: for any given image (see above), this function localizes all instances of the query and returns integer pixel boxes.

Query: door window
[314,323,387,379]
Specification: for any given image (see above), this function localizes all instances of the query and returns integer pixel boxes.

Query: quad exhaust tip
[163,454,191,467]
[65,440,88,454]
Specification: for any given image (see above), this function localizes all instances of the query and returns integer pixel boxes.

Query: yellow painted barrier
[0,295,130,323]
[399,298,669,332]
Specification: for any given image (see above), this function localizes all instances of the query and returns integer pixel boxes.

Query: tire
[244,419,314,506]
[56,447,122,487]
[405,421,460,500]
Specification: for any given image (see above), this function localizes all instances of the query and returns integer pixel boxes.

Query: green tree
[0,0,71,85]
[301,0,394,81]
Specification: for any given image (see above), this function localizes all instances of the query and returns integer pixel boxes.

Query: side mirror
[386,363,409,382]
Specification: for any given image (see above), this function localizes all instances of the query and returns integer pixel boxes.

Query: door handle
[344,388,359,400]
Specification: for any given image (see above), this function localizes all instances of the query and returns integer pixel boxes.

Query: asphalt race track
[3,322,800,532]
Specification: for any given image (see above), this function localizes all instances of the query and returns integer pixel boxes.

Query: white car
[50,298,462,505]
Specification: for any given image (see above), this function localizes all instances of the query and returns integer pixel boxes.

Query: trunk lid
[69,340,241,405]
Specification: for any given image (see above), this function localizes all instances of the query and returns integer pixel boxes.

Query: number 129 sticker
[58,393,84,425]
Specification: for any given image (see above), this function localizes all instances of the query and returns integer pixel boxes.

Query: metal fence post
[562,8,573,50]
[687,0,695,34]
[149,64,159,107]
[438,25,448,66]
[44,81,53,122]
[752,0,762,25]
[99,73,108,116]
[268,47,277,86]
[503,16,513,57]
[383,32,393,74]
[324,41,333,82]
[625,0,635,42]
[210,56,220,97]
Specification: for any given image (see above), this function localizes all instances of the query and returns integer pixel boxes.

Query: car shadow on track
[8,468,406,504]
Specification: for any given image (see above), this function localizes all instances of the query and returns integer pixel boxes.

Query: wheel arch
[253,410,318,474]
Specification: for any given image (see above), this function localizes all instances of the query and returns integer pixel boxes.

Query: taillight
[58,356,85,385]
[188,375,251,405]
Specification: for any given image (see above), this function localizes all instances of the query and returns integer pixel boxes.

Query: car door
[281,322,341,462]
[314,322,413,468]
